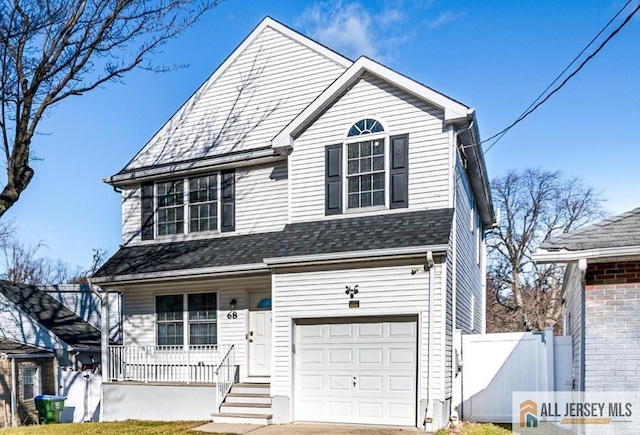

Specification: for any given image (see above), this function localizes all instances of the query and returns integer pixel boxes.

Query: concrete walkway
[196,422,426,435]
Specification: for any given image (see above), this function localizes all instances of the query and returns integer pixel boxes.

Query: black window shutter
[325,144,343,215]
[390,134,409,209]
[141,182,155,240]
[221,169,235,232]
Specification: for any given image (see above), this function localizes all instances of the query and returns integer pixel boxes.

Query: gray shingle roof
[95,208,453,278]
[94,231,284,278]
[540,207,640,251]
[275,208,453,258]
[0,337,54,355]
[0,281,102,349]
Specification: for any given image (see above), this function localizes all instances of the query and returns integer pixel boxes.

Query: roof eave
[453,110,495,229]
[533,245,640,264]
[105,147,283,186]
[264,244,450,267]
[272,56,470,149]
[92,262,270,286]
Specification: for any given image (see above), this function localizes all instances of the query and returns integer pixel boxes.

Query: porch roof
[94,208,453,281]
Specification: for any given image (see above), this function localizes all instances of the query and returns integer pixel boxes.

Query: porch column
[99,286,110,380]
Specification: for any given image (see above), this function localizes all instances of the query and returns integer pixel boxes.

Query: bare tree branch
[0,0,221,217]
[486,168,607,332]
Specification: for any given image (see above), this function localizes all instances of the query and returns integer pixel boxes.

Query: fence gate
[58,368,102,423]
[460,329,571,423]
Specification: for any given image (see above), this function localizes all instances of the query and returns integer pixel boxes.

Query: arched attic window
[347,118,384,137]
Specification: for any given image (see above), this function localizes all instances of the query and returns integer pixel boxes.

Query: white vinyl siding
[272,261,446,404]
[453,162,483,334]
[120,162,288,245]
[121,186,141,246]
[290,73,450,222]
[125,26,347,171]
[120,275,270,380]
[235,163,288,234]
[0,293,67,350]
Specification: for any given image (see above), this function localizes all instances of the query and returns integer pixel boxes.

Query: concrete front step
[225,393,272,405]
[230,383,271,396]
[211,412,272,425]
[220,402,272,415]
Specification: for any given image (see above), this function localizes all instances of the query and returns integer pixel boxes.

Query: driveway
[196,422,426,435]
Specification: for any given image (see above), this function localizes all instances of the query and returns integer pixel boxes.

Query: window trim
[342,119,390,211]
[155,292,218,347]
[154,173,222,238]
[22,366,41,400]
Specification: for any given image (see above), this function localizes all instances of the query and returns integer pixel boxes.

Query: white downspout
[425,251,436,431]
[11,357,16,428]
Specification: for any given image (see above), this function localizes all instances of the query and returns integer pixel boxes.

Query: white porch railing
[107,344,234,384]
[215,345,235,412]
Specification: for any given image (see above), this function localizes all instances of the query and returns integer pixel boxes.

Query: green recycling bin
[34,395,66,424]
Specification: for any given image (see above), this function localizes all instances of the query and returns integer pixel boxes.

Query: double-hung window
[325,118,408,215]
[157,181,184,236]
[22,366,40,400]
[156,293,217,346]
[346,119,386,209]
[155,174,220,236]
[156,295,184,346]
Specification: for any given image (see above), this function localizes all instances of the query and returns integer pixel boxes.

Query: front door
[248,292,272,377]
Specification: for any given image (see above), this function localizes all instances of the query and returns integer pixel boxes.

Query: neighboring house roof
[0,281,102,349]
[0,337,53,355]
[534,207,640,262]
[94,209,453,283]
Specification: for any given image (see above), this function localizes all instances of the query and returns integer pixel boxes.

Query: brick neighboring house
[0,281,115,426]
[0,338,56,427]
[533,207,640,393]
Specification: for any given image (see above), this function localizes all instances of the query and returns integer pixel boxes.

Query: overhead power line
[479,1,640,156]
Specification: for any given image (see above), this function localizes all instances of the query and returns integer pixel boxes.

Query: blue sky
[4,0,639,270]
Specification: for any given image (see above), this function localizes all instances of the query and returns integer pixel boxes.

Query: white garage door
[294,317,417,426]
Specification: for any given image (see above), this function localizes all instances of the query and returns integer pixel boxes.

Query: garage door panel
[358,322,383,337]
[328,348,352,363]
[389,348,416,364]
[295,317,417,426]
[389,321,416,337]
[358,376,383,392]
[329,375,352,391]
[358,348,383,364]
[328,323,352,337]
[300,374,323,389]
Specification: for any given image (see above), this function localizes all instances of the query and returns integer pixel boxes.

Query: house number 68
[227,311,238,319]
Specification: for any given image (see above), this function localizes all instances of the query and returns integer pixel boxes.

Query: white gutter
[91,263,270,285]
[533,245,640,264]
[105,148,282,186]
[264,245,449,267]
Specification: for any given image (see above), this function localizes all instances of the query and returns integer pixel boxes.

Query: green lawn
[0,421,230,434]
[435,422,512,435]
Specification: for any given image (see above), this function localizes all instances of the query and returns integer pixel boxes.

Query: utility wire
[480,0,635,154]
[479,1,640,156]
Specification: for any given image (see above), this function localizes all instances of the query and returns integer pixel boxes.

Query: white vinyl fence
[459,328,572,423]
[58,368,102,423]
